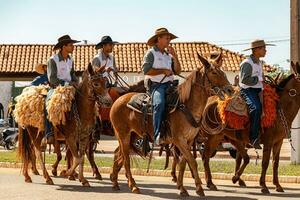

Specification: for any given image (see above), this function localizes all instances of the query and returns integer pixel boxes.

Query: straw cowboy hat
[95,36,119,50]
[35,63,47,74]
[147,28,178,46]
[243,39,275,51]
[53,35,80,51]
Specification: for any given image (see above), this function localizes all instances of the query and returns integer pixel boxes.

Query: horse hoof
[52,169,57,176]
[32,170,40,175]
[25,177,32,183]
[196,189,205,197]
[232,175,239,184]
[239,179,247,187]
[82,181,91,187]
[132,187,141,194]
[60,170,67,177]
[276,187,284,192]
[112,185,120,191]
[261,187,270,194]
[172,177,177,183]
[68,176,76,181]
[207,184,218,191]
[180,190,189,197]
[73,172,79,178]
[95,174,102,181]
[46,179,54,185]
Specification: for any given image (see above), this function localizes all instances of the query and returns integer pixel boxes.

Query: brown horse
[109,54,233,197]
[48,79,147,181]
[17,64,112,186]
[173,62,300,194]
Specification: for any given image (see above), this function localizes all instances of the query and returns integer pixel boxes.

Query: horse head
[277,61,300,98]
[82,63,113,107]
[197,53,234,100]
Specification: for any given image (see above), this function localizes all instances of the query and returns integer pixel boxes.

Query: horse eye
[93,82,100,87]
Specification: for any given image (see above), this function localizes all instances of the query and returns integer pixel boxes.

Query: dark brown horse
[18,64,112,186]
[109,54,233,197]
[173,62,300,194]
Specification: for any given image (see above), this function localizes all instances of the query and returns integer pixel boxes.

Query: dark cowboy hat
[95,36,119,50]
[147,27,178,46]
[242,39,275,51]
[53,35,81,51]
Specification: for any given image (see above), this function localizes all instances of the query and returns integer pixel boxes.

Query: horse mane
[277,74,294,92]
[177,70,198,103]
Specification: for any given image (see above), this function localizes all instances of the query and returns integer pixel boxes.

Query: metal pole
[290,0,300,164]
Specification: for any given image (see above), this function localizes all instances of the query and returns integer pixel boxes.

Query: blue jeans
[45,89,54,138]
[150,82,171,140]
[240,88,262,142]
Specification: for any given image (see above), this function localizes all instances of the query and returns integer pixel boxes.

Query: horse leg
[31,153,40,175]
[174,139,204,196]
[62,141,81,179]
[110,146,124,191]
[34,146,54,185]
[86,140,102,180]
[260,145,272,194]
[52,142,62,176]
[119,134,140,194]
[272,140,284,192]
[171,147,179,183]
[231,141,249,187]
[202,136,221,191]
[78,150,90,187]
[176,158,189,197]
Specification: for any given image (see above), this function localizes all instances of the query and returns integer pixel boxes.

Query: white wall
[0,81,12,119]
[117,71,239,85]
[291,112,300,164]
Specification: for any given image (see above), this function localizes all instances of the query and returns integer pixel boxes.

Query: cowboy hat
[53,35,80,51]
[243,39,275,51]
[35,63,47,74]
[147,28,178,46]
[95,36,119,50]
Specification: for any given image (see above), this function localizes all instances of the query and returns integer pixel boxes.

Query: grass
[1,151,300,176]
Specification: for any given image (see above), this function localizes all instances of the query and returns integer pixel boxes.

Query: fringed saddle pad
[217,84,279,130]
[14,85,49,132]
[47,86,76,126]
[127,92,179,115]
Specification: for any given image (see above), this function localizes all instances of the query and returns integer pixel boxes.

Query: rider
[142,27,181,146]
[41,35,80,146]
[31,63,49,86]
[92,35,119,136]
[240,39,274,149]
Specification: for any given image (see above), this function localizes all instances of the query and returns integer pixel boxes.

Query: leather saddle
[127,84,179,115]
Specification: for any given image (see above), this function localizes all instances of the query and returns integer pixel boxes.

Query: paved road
[1,168,300,200]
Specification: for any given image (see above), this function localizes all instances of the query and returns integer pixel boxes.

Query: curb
[1,162,300,184]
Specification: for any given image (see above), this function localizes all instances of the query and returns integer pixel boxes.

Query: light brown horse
[173,62,300,194]
[109,54,234,197]
[18,64,112,186]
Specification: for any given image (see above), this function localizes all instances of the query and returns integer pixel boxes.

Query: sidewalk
[97,136,292,161]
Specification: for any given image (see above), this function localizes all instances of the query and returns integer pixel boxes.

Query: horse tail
[17,126,34,171]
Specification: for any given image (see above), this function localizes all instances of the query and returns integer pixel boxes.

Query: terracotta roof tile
[0,43,274,75]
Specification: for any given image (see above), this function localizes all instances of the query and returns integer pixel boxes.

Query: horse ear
[291,61,297,74]
[296,62,300,74]
[274,72,281,84]
[88,63,95,76]
[197,53,211,69]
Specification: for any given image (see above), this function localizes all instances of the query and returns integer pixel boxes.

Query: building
[0,42,274,118]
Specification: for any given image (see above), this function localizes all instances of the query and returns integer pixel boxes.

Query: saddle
[127,83,179,115]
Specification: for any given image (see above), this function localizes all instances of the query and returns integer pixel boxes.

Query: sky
[0,0,290,68]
